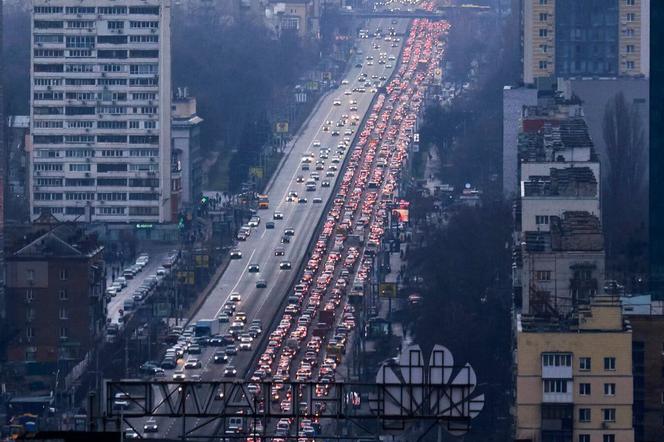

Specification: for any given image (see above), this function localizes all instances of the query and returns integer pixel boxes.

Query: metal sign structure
[98,345,483,440]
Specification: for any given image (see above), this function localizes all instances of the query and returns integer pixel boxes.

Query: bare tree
[602,92,647,276]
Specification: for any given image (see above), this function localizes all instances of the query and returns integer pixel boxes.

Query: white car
[229,292,241,302]
[333,99,341,106]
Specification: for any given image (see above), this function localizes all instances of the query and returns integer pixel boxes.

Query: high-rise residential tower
[523,0,650,84]
[29,1,173,223]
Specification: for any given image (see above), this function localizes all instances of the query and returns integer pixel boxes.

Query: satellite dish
[464,183,471,189]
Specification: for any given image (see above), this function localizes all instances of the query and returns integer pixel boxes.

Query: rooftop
[10,225,103,259]
[518,117,597,163]
[518,295,628,333]
[524,211,603,252]
[523,166,598,197]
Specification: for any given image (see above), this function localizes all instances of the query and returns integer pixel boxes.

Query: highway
[121,17,411,440]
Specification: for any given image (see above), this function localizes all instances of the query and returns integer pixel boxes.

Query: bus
[258,194,269,209]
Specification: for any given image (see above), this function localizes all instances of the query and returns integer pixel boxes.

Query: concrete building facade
[171,90,203,209]
[29,0,174,223]
[516,296,634,442]
[502,86,538,198]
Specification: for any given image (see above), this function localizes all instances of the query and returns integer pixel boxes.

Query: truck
[194,319,220,337]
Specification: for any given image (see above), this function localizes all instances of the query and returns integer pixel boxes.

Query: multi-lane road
[122,17,410,440]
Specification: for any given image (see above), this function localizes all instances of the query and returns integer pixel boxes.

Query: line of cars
[231,16,447,441]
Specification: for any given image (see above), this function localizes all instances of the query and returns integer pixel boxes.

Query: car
[326,171,335,177]
[281,235,290,244]
[298,197,308,204]
[321,180,331,188]
[225,345,238,356]
[256,280,267,288]
[213,350,228,364]
[224,366,237,377]
[355,63,363,68]
[280,261,292,270]
[274,247,285,256]
[143,419,158,433]
[124,429,140,439]
[230,249,242,259]
[313,197,323,204]
[284,228,295,236]
[331,130,339,136]
[266,221,275,229]
[296,175,305,183]
[229,292,241,302]
[218,313,231,323]
[273,211,284,220]
[301,163,310,171]
[248,216,260,227]
[313,140,321,147]
[188,344,201,354]
[333,99,341,106]
[172,370,186,381]
[341,79,349,85]
[185,358,201,369]
[248,263,260,273]
[239,336,253,351]
[235,311,247,322]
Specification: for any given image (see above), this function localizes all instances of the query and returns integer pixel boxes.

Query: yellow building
[516,296,634,442]
[522,0,650,84]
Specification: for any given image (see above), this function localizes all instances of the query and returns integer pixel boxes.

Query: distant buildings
[29,1,174,223]
[4,225,105,385]
[522,0,650,84]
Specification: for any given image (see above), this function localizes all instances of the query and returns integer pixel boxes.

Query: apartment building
[522,0,650,84]
[513,100,605,316]
[516,296,634,442]
[29,0,174,223]
[4,225,106,376]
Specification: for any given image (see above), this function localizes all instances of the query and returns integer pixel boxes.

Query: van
[123,299,135,311]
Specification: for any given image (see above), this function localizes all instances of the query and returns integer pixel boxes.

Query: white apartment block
[29,0,173,223]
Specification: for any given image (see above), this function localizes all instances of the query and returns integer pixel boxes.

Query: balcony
[542,364,572,379]
[542,390,573,403]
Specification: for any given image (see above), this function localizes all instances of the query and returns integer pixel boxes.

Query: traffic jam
[242,16,449,441]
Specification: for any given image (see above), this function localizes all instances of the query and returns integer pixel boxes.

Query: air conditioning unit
[85,172,91,177]
[47,85,52,90]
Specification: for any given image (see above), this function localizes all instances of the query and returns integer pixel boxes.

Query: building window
[26,327,34,340]
[579,383,591,395]
[60,327,68,339]
[539,44,549,53]
[603,436,615,442]
[542,353,571,367]
[59,307,68,320]
[59,269,69,280]
[539,60,548,69]
[626,0,635,5]
[539,28,548,38]
[535,270,552,281]
[626,44,635,53]
[579,408,591,422]
[626,12,635,22]
[579,435,590,442]
[626,61,635,70]
[602,408,616,422]
[535,215,549,225]
[604,383,616,396]
[604,357,616,371]
[539,13,548,21]
[579,357,591,371]
[25,290,34,303]
[26,269,35,283]
[539,0,548,4]
[59,289,68,301]
[544,379,568,393]
[25,348,37,362]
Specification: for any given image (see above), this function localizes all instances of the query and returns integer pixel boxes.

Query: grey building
[171,90,203,209]
[502,85,538,197]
